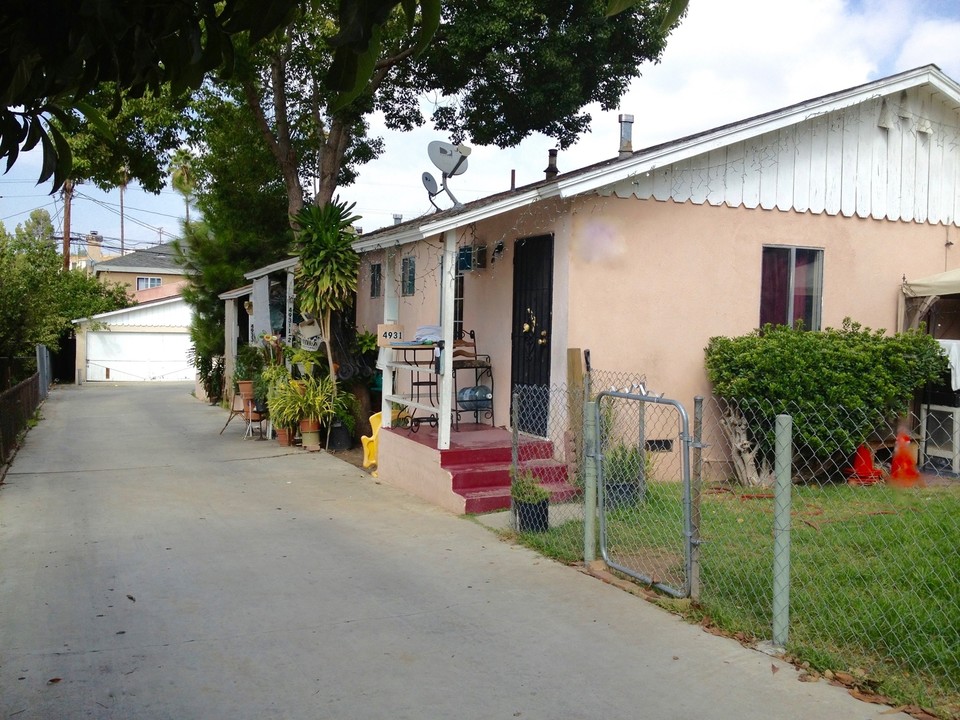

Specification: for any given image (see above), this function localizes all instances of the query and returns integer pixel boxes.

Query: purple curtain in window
[760,248,789,327]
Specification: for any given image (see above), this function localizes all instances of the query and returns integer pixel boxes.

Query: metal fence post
[772,413,793,648]
[583,356,597,564]
[511,389,520,524]
[583,400,598,564]
[690,396,704,601]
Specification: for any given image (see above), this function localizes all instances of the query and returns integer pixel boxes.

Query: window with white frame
[370,263,382,298]
[760,246,823,330]
[137,276,162,291]
[401,256,415,296]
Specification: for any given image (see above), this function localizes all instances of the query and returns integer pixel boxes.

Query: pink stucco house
[229,65,960,513]
[346,65,960,511]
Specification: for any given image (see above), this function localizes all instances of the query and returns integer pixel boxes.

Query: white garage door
[87,332,193,382]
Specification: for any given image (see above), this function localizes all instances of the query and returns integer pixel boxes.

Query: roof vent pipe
[544,148,559,179]
[618,113,634,158]
[393,214,403,225]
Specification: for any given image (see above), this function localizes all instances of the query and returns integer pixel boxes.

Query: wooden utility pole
[61,179,74,270]
[119,167,128,254]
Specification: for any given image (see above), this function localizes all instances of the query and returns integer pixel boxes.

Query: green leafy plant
[704,319,947,485]
[511,469,549,504]
[290,346,326,378]
[356,327,378,356]
[293,198,361,389]
[267,377,304,431]
[233,343,265,388]
[332,390,358,435]
[294,375,338,424]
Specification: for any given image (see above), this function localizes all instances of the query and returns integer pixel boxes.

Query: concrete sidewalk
[0,383,908,719]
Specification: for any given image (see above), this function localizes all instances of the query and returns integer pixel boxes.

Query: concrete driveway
[0,383,907,719]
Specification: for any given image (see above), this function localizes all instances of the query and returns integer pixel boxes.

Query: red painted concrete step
[449,458,582,514]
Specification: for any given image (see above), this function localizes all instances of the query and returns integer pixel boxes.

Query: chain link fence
[507,381,958,714]
[508,370,646,563]
[699,397,959,715]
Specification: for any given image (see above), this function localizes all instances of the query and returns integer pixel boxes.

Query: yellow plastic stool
[361,412,382,477]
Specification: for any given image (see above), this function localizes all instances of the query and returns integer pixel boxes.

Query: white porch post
[251,275,271,338]
[379,249,399,427]
[224,298,239,399]
[437,229,457,450]
[285,270,296,347]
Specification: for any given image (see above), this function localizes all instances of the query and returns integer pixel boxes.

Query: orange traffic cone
[888,433,924,488]
[847,443,883,485]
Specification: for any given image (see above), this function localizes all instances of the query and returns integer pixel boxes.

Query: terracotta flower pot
[237,380,255,399]
[275,427,295,446]
[300,418,321,433]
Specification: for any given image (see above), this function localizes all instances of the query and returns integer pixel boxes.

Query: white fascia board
[243,256,299,280]
[351,186,554,253]
[72,296,185,325]
[218,284,254,301]
[558,66,960,199]
[352,226,427,253]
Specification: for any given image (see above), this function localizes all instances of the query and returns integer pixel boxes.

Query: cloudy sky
[2,0,959,250]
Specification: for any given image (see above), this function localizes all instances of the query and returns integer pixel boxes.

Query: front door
[511,234,554,436]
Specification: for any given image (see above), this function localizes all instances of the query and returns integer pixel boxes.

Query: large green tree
[229,0,684,218]
[0,211,130,388]
[0,0,445,190]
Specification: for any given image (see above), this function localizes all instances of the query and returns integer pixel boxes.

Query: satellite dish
[428,141,469,176]
[422,172,439,195]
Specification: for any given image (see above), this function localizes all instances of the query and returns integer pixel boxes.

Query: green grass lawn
[515,481,960,717]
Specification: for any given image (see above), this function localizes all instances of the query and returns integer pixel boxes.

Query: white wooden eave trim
[558,67,960,199]
[243,256,298,280]
[352,186,556,252]
[218,284,253,301]
[71,296,186,325]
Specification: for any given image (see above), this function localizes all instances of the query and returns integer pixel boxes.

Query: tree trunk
[718,406,774,487]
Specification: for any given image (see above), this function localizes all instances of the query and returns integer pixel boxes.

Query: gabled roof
[93,241,183,274]
[71,295,187,324]
[353,64,960,252]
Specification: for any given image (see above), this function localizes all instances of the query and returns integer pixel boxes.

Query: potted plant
[512,468,550,532]
[263,365,298,445]
[295,375,337,450]
[327,390,358,451]
[234,343,264,400]
[602,443,649,508]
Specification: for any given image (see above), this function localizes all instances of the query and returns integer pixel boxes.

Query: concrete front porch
[376,423,580,514]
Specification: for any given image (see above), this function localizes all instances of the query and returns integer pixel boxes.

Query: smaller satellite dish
[422,172,439,195]
[428,141,469,176]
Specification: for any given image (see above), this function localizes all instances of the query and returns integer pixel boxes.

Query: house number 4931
[377,324,404,347]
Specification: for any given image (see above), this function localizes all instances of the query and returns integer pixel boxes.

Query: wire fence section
[699,397,959,711]
[508,369,648,562]
[509,383,959,712]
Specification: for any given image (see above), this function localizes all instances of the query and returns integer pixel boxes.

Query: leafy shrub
[704,319,946,485]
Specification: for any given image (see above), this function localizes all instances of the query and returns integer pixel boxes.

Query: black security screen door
[511,234,554,436]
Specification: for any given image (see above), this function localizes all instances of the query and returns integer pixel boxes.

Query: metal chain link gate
[595,390,696,598]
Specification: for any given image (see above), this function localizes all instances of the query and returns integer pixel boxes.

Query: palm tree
[169,149,196,224]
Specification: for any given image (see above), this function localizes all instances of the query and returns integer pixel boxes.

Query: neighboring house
[73,296,194,382]
[92,241,188,301]
[235,65,960,512]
